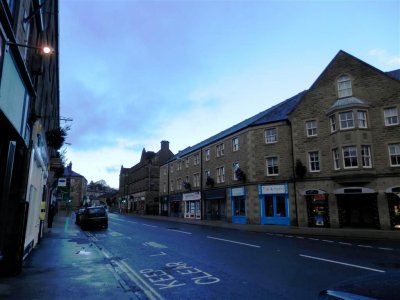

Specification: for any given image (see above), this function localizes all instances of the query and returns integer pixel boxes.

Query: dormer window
[337,75,352,98]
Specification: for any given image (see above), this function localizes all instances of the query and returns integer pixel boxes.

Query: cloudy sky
[60,0,399,188]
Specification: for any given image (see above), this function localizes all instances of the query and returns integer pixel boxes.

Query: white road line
[378,247,394,251]
[358,245,373,248]
[296,236,305,239]
[339,242,352,246]
[309,238,319,241]
[142,224,158,228]
[322,240,334,243]
[207,236,261,248]
[299,254,386,273]
[167,229,192,235]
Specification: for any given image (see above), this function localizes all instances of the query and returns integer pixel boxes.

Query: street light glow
[42,46,52,54]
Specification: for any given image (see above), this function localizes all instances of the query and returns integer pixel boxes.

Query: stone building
[160,50,400,230]
[60,162,88,210]
[119,141,174,214]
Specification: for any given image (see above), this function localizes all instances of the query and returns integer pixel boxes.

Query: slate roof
[170,90,307,161]
[386,69,400,81]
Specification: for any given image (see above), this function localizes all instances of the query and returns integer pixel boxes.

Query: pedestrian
[48,203,55,228]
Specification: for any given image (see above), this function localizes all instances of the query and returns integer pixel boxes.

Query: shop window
[233,196,246,216]
[389,144,400,166]
[339,111,354,129]
[306,120,317,137]
[337,74,352,98]
[265,128,278,143]
[384,107,399,126]
[264,195,286,217]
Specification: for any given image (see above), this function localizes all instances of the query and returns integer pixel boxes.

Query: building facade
[0,0,60,276]
[58,162,88,210]
[119,141,174,215]
[159,51,400,231]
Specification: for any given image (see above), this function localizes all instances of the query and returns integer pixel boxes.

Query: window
[193,153,200,165]
[339,111,354,129]
[308,151,320,172]
[205,149,210,161]
[216,167,225,183]
[163,167,167,176]
[306,120,317,137]
[170,180,174,192]
[357,111,368,128]
[170,163,174,173]
[233,162,239,180]
[329,115,337,132]
[163,183,166,193]
[337,74,352,98]
[177,160,182,171]
[332,148,340,170]
[389,144,400,166]
[185,157,189,168]
[193,173,200,188]
[216,144,225,157]
[266,157,279,176]
[384,107,399,126]
[233,197,246,216]
[361,145,372,168]
[204,170,210,178]
[343,146,358,168]
[232,137,239,151]
[176,178,182,191]
[265,128,278,143]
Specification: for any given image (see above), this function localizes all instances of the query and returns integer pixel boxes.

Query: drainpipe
[289,120,299,226]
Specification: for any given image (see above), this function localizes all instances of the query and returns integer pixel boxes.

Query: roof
[386,69,400,81]
[327,96,369,113]
[63,168,84,178]
[169,90,306,161]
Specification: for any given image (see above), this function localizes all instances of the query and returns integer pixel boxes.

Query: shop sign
[232,187,244,197]
[313,194,326,201]
[261,184,287,195]
[58,178,66,187]
[183,192,201,201]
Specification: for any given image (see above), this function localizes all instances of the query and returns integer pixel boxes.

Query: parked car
[80,206,108,230]
[75,207,86,225]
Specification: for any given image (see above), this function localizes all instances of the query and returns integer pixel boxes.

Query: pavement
[0,210,399,300]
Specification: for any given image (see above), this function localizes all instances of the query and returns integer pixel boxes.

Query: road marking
[143,224,158,228]
[358,245,373,248]
[299,254,386,273]
[322,240,334,243]
[207,236,261,248]
[168,229,192,235]
[296,236,305,239]
[378,247,393,251]
[309,238,319,241]
[339,242,352,246]
[143,241,168,249]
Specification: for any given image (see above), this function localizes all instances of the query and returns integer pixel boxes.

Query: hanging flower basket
[46,128,66,150]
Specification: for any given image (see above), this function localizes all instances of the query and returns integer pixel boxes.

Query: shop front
[335,187,379,229]
[259,183,290,225]
[386,187,400,229]
[231,186,247,224]
[169,194,183,218]
[204,188,226,220]
[303,189,330,227]
[183,192,201,219]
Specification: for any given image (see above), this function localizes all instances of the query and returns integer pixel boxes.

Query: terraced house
[159,51,400,230]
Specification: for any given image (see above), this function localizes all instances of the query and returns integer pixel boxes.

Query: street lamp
[6,41,54,55]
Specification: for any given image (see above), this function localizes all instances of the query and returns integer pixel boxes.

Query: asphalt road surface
[84,213,400,300]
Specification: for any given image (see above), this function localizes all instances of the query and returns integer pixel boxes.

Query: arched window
[337,75,352,98]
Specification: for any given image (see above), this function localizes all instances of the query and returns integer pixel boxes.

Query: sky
[59,0,400,189]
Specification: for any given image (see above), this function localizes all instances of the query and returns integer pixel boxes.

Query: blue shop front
[231,186,247,224]
[259,183,290,225]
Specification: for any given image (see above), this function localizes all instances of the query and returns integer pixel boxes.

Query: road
[84,213,400,300]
